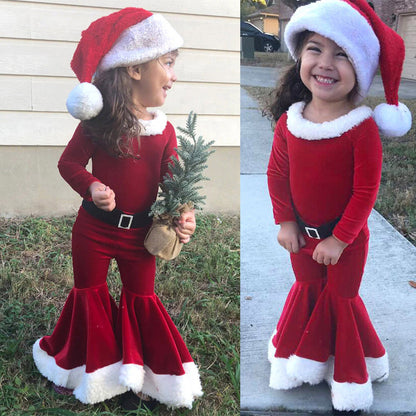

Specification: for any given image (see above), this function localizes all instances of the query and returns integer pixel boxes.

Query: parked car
[241,21,280,53]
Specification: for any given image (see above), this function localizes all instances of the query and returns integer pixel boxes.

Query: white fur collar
[139,109,167,136]
[287,102,372,140]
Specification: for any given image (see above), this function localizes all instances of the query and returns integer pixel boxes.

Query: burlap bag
[144,204,192,260]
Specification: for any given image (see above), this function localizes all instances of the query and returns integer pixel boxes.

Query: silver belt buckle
[305,226,320,239]
[118,214,133,229]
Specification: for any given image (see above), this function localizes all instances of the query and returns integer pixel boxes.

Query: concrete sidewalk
[240,66,416,415]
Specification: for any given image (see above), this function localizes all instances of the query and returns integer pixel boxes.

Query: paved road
[240,65,416,415]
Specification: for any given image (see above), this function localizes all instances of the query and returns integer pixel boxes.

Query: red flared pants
[33,208,202,407]
[269,226,388,411]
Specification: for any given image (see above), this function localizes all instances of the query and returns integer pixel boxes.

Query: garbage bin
[241,36,254,60]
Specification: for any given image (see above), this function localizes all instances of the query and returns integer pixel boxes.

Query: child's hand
[312,235,348,265]
[90,181,116,212]
[174,210,196,244]
[278,221,306,253]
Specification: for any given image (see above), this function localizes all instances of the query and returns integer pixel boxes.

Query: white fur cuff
[269,356,303,390]
[142,362,203,409]
[287,354,328,385]
[33,339,128,404]
[366,353,389,383]
[330,378,373,411]
[33,340,203,408]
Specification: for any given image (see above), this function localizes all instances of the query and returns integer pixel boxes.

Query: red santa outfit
[33,112,202,407]
[32,8,202,408]
[266,0,412,412]
[267,103,387,410]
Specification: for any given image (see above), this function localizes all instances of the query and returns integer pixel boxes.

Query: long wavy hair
[82,67,141,158]
[266,31,313,122]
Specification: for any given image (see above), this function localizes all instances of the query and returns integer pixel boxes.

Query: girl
[266,0,411,414]
[32,8,202,410]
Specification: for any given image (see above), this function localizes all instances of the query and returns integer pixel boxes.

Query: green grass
[368,97,416,245]
[242,86,416,246]
[0,214,239,416]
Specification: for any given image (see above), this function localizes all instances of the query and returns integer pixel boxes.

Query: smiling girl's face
[299,33,356,108]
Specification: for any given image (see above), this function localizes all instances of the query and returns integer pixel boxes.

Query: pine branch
[149,111,215,218]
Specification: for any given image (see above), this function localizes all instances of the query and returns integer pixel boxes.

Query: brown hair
[265,31,313,122]
[82,67,141,158]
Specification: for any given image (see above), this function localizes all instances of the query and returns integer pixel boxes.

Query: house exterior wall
[0,0,240,216]
[371,0,395,26]
[263,16,279,35]
[393,0,416,14]
[249,16,265,31]
[396,11,416,80]
[371,0,416,25]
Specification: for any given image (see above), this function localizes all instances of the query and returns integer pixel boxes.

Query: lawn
[0,214,239,416]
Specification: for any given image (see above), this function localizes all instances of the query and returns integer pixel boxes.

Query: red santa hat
[285,0,412,137]
[66,7,183,120]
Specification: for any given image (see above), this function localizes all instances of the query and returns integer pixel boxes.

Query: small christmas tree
[144,111,214,260]
[149,111,215,218]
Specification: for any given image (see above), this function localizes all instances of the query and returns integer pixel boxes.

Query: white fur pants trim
[330,378,373,411]
[268,334,302,390]
[33,339,128,404]
[366,352,389,382]
[287,354,327,385]
[145,362,203,409]
[268,330,388,395]
[284,353,389,386]
[34,339,203,408]
[119,362,203,409]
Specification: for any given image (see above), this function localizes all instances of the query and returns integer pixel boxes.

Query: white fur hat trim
[98,14,183,74]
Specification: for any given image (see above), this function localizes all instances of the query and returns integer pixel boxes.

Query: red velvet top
[267,102,382,245]
[58,111,177,214]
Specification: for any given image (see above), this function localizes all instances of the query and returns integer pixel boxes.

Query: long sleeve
[333,121,382,244]
[58,124,100,199]
[159,122,178,181]
[58,113,175,213]
[267,114,297,224]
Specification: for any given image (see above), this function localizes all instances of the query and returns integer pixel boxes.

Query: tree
[281,0,317,10]
[253,0,267,5]
[241,0,267,19]
[144,112,214,261]
[149,112,214,218]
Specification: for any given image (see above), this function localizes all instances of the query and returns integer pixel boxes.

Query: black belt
[296,213,340,240]
[82,200,152,229]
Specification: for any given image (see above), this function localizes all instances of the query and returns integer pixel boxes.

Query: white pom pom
[66,82,103,120]
[373,102,412,137]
